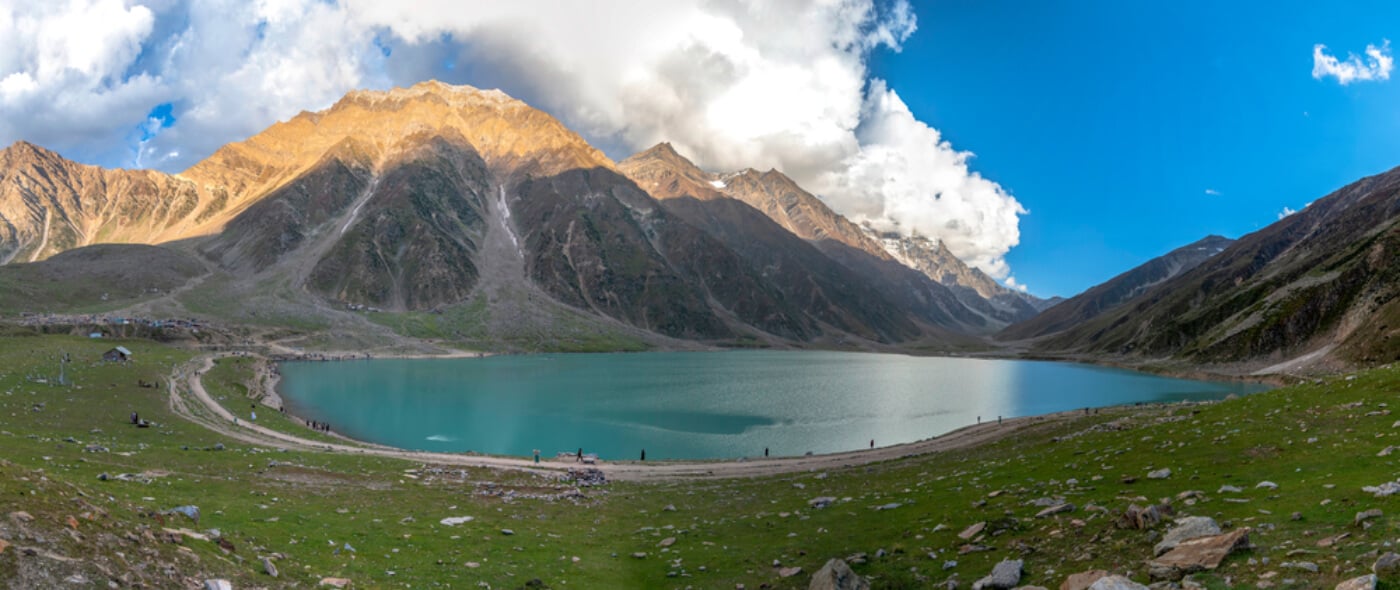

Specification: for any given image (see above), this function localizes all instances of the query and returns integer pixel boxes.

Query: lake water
[276,351,1269,460]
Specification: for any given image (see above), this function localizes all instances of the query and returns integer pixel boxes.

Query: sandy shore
[167,352,1109,483]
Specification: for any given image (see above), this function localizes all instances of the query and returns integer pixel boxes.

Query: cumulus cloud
[1312,40,1393,85]
[1204,188,1221,196]
[1278,206,1297,219]
[1004,276,1028,293]
[0,0,1027,279]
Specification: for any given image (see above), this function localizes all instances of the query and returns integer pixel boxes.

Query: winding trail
[166,353,1087,483]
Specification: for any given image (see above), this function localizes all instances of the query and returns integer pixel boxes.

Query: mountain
[0,81,1006,348]
[998,235,1235,341]
[1016,167,1400,367]
[619,143,1025,335]
[861,226,1048,324]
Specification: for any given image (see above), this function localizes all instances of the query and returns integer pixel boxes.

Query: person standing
[533,449,540,464]
[640,449,646,461]
[764,447,769,458]
[869,439,874,449]
[576,448,583,463]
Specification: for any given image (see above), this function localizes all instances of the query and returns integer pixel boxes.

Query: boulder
[1153,517,1222,556]
[807,558,870,590]
[960,522,987,540]
[779,566,803,578]
[658,537,676,548]
[972,559,1023,590]
[1147,468,1171,480]
[1088,576,1148,590]
[1375,552,1400,578]
[1356,509,1383,527]
[318,579,352,588]
[1036,504,1076,518]
[204,581,233,590]
[262,556,279,577]
[809,497,837,510]
[1060,570,1109,590]
[1336,574,1377,590]
[1147,529,1250,581]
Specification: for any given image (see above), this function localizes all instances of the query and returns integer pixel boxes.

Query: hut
[102,346,132,363]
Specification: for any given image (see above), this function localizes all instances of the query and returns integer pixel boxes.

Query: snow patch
[709,180,726,189]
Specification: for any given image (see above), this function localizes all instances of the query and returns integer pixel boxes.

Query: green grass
[1,334,1398,588]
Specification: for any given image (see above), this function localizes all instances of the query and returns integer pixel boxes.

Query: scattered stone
[1148,529,1251,581]
[263,556,279,577]
[203,581,233,590]
[807,558,870,590]
[1059,569,1109,590]
[960,522,987,540]
[1290,512,1303,521]
[318,578,352,588]
[1363,481,1400,497]
[1316,533,1349,548]
[1037,504,1076,518]
[1256,481,1279,490]
[1281,561,1318,573]
[662,504,677,511]
[1379,447,1398,457]
[9,511,33,523]
[876,502,902,511]
[63,575,89,584]
[658,537,676,548]
[1154,517,1222,557]
[1336,574,1377,590]
[1356,509,1383,526]
[501,529,515,536]
[1117,504,1172,530]
[1086,576,1149,590]
[944,561,958,570]
[632,552,647,559]
[1147,468,1172,480]
[810,497,837,510]
[779,566,803,578]
[1374,552,1400,578]
[960,544,994,554]
[1217,485,1243,494]
[439,516,474,526]
[971,559,1022,590]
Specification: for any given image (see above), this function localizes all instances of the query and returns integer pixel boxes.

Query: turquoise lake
[276,351,1270,460]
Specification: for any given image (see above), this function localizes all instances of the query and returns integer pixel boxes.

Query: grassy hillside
[0,334,1397,588]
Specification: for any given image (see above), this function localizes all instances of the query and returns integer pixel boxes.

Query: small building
[102,346,132,363]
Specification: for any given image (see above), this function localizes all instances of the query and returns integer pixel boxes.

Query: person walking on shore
[640,449,646,461]
[576,448,583,463]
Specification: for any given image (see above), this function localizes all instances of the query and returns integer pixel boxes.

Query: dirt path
[167,354,1084,483]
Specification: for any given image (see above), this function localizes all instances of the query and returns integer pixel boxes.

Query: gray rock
[809,497,837,509]
[262,556,279,577]
[203,581,233,590]
[501,529,515,536]
[944,560,958,570]
[1337,574,1377,590]
[1088,576,1150,590]
[1060,570,1110,590]
[1147,468,1172,480]
[1036,503,1075,518]
[1356,509,1383,526]
[1256,481,1278,490]
[1153,517,1222,557]
[1282,561,1318,573]
[1217,485,1243,493]
[1375,552,1400,578]
[971,559,1022,590]
[807,558,870,590]
[658,537,676,548]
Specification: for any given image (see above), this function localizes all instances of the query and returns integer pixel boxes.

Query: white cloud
[1278,206,1297,219]
[1312,40,1393,85]
[0,0,1028,279]
[1204,188,1221,196]
[1004,276,1029,293]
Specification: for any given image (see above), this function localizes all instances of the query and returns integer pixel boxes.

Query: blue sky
[0,1,1395,299]
[870,0,1400,296]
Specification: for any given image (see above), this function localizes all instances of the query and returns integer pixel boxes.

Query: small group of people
[308,420,331,433]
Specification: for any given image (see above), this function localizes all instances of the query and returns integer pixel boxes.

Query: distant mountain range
[2,81,1395,368]
[1000,169,1400,370]
[0,82,1045,350]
